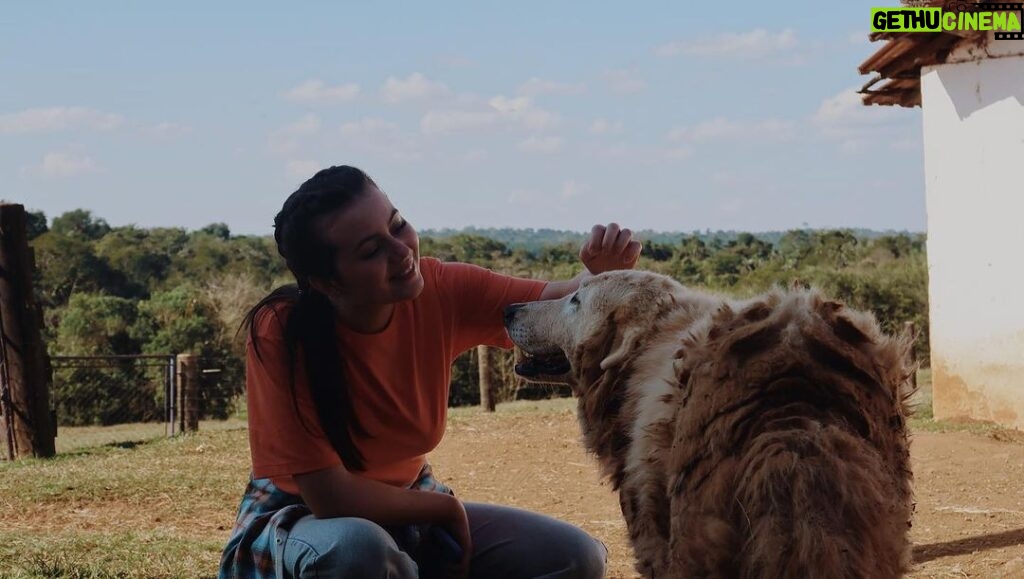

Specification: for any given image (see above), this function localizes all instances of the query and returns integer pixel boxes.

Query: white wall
[921,33,1024,427]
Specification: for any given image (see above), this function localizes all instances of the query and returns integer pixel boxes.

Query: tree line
[27,209,928,424]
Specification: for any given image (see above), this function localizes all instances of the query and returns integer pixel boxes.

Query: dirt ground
[436,402,1024,579]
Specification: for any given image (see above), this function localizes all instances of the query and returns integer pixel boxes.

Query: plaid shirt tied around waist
[218,464,453,579]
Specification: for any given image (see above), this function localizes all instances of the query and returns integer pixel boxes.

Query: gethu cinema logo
[871,4,1022,33]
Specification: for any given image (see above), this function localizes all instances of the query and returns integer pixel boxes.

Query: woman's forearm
[538,270,593,301]
[294,464,462,526]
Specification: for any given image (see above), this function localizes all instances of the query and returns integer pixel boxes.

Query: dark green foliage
[51,294,154,426]
[26,209,49,240]
[134,286,245,420]
[28,210,930,417]
[51,209,111,240]
[199,222,231,240]
[32,232,133,309]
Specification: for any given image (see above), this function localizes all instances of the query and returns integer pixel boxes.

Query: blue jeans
[278,502,608,578]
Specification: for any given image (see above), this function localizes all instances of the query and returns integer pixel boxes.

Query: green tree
[31,232,130,309]
[51,293,148,426]
[135,286,244,419]
[51,209,111,240]
[94,226,173,298]
[199,222,231,240]
[26,209,48,240]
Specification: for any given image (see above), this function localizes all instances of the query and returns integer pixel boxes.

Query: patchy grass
[0,532,222,579]
[0,422,251,578]
[449,396,576,420]
[55,419,248,454]
[3,380,1021,578]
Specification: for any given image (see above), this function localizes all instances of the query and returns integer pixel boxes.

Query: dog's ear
[599,287,684,370]
[600,326,643,370]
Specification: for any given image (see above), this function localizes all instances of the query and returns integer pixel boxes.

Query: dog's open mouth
[514,349,571,379]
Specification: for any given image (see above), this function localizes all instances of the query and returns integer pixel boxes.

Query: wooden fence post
[477,345,495,412]
[904,321,918,388]
[176,354,200,433]
[0,203,55,459]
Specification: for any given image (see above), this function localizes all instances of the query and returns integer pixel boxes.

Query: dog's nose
[504,303,524,326]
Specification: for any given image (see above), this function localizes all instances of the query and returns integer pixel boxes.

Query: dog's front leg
[619,473,672,579]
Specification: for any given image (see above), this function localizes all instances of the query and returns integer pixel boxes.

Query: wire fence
[49,354,243,453]
[44,349,565,455]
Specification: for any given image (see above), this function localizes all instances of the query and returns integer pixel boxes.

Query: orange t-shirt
[246,257,548,494]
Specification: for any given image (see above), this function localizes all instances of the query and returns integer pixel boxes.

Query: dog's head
[504,270,689,392]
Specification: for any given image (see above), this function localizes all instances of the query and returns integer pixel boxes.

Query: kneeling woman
[219,165,641,578]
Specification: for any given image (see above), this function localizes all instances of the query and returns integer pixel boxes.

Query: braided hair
[243,165,375,471]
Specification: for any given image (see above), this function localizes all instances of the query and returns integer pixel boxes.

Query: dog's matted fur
[504,271,915,578]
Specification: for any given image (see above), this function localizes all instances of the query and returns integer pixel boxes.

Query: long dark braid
[242,165,374,471]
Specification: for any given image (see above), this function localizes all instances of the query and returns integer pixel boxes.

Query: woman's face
[313,184,423,308]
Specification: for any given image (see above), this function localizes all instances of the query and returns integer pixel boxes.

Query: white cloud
[591,143,633,159]
[267,114,322,156]
[812,88,912,151]
[657,29,798,58]
[338,118,421,161]
[560,180,589,198]
[0,107,124,134]
[516,108,561,131]
[603,69,647,94]
[848,31,871,45]
[268,137,298,155]
[283,114,321,135]
[663,146,694,160]
[518,136,564,153]
[339,117,398,137]
[30,152,100,177]
[421,110,499,134]
[814,89,900,132]
[286,160,321,179]
[381,73,450,103]
[669,117,795,142]
[420,96,560,135]
[667,127,689,141]
[517,77,585,97]
[284,79,360,104]
[147,122,192,138]
[590,119,623,135]
[489,96,532,113]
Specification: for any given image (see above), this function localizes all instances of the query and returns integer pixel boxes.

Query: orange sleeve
[245,306,342,479]
[437,261,548,353]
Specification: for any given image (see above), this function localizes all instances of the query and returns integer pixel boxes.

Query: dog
[504,270,915,578]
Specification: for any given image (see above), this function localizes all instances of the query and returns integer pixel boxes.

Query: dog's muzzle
[504,303,525,327]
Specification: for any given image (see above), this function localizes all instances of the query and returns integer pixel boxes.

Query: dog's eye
[569,293,580,306]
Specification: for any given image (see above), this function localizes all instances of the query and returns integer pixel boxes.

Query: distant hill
[419,226,924,251]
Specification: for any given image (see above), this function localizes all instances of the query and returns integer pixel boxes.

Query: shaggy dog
[504,270,915,578]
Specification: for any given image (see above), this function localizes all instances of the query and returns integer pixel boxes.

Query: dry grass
[3,370,1022,577]
[55,419,248,454]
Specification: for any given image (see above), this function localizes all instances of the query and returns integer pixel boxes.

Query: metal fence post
[166,356,176,436]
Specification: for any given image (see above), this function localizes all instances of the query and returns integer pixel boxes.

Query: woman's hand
[441,496,472,579]
[580,223,642,274]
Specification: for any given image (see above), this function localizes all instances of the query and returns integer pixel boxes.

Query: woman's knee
[564,531,608,578]
[283,517,417,578]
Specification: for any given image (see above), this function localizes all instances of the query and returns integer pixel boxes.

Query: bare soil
[3,399,1023,578]
[437,401,1024,579]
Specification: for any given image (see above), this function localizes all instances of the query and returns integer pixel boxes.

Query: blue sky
[2,1,924,236]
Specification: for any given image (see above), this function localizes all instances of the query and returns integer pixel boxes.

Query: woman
[219,165,641,578]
